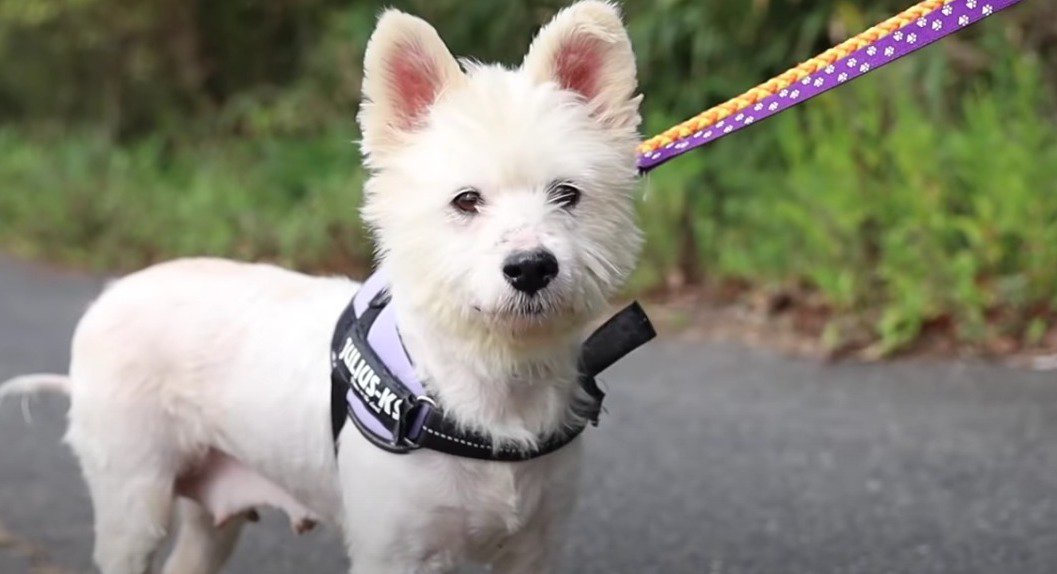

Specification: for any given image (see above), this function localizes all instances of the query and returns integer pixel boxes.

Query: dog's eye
[451,189,483,214]
[549,182,581,209]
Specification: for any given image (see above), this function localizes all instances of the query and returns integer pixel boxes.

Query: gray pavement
[1,255,1056,573]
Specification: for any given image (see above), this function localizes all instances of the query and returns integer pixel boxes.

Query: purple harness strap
[341,270,432,444]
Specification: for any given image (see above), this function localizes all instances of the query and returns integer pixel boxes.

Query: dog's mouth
[474,293,567,322]
[511,299,547,317]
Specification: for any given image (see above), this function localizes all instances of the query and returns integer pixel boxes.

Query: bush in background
[0,130,369,271]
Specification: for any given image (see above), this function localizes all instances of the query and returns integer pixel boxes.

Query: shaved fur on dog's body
[0,2,643,573]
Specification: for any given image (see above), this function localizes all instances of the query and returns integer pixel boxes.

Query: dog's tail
[0,374,71,404]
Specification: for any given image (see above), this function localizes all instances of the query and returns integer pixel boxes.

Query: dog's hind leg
[66,381,183,574]
[78,462,175,574]
[161,499,246,574]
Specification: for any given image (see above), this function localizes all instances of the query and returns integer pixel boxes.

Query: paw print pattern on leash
[637,0,1025,171]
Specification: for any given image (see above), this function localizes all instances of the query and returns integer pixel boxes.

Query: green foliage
[636,35,1057,353]
[0,129,370,271]
[0,0,943,136]
[1,1,1055,354]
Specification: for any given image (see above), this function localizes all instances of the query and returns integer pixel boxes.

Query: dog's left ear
[359,10,466,160]
[522,1,641,132]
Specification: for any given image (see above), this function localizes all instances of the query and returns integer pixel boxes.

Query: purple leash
[636,0,1024,173]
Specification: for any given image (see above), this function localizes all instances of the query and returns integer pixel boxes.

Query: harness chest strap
[329,271,656,462]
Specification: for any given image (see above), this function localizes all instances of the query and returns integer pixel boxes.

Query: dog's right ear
[358,10,465,160]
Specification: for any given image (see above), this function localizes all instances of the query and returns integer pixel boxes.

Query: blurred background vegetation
[1,0,1055,355]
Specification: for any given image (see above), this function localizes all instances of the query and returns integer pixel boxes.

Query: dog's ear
[359,10,465,158]
[522,1,641,132]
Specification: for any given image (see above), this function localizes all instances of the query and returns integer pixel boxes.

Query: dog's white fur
[0,2,642,573]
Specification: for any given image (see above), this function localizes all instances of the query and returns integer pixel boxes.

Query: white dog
[0,2,643,572]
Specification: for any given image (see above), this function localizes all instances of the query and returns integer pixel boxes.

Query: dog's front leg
[491,549,556,574]
[344,517,461,573]
[489,510,566,574]
[340,447,462,574]
[346,532,460,574]
[490,532,559,574]
[349,553,456,574]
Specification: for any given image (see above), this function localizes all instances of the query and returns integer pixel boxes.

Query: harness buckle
[390,394,436,450]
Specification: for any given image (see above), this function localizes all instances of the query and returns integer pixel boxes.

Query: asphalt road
[1,255,1056,574]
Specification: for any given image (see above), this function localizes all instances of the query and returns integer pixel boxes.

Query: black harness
[329,272,655,462]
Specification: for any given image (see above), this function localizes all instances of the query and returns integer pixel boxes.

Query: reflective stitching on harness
[425,427,530,454]
[425,427,489,449]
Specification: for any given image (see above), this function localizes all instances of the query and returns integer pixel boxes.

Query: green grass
[2,53,1055,355]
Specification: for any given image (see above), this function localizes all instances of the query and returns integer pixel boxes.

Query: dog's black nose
[502,250,559,295]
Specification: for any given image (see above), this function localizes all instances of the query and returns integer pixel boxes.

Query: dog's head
[359,1,642,341]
